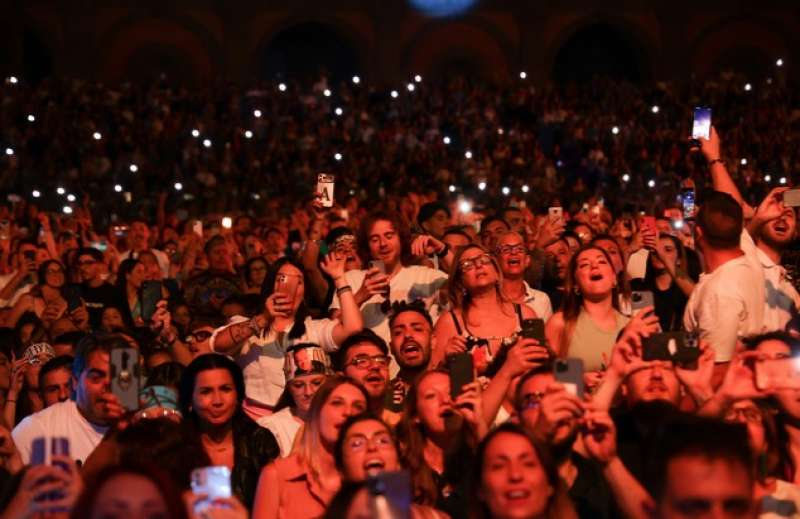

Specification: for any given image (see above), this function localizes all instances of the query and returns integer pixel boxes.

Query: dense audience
[0,70,797,518]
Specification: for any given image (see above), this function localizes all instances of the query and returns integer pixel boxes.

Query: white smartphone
[317,173,335,208]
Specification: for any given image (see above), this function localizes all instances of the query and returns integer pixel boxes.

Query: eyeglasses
[348,354,390,369]
[459,254,493,272]
[725,407,762,423]
[187,331,213,343]
[519,391,545,411]
[346,432,394,452]
[496,245,526,256]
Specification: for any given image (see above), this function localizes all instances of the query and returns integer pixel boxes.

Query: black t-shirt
[80,281,118,329]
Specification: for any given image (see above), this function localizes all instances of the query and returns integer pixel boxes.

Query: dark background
[1,0,798,85]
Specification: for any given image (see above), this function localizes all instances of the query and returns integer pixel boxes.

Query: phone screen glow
[692,107,711,140]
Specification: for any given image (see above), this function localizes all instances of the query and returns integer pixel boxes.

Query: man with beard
[387,302,434,411]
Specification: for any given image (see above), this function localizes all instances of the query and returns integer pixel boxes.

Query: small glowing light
[129,164,138,173]
[244,130,253,139]
[744,83,752,91]
[31,190,40,198]
[673,219,685,229]
[334,152,343,161]
[92,132,102,140]
[522,184,530,193]
[221,217,232,229]
[202,139,211,148]
[114,184,122,193]
[777,58,784,67]
[5,148,13,156]
[443,136,451,145]
[502,186,510,196]
[253,109,262,118]
[252,193,261,200]
[6,76,18,84]
[767,77,774,85]
[740,158,748,166]
[174,182,183,191]
[459,200,472,213]
[407,83,415,92]
[390,90,399,99]
[448,185,456,193]
[66,194,76,202]
[352,76,360,84]
[765,174,772,183]
[780,177,787,185]
[612,126,620,135]
[622,173,631,182]
[26,114,34,122]
[323,89,331,97]
[191,129,200,137]
[478,181,487,191]
[651,105,660,114]
[335,107,343,116]
[497,128,504,135]
[648,179,656,188]
[556,160,564,167]
[56,187,65,195]
[62,206,72,215]
[414,74,422,83]
[519,71,527,79]
[464,150,473,159]
[278,83,287,92]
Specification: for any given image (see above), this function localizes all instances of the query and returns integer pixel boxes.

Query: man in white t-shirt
[684,191,765,364]
[495,231,553,322]
[12,334,125,464]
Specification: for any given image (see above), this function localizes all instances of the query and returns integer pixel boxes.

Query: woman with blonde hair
[252,375,369,519]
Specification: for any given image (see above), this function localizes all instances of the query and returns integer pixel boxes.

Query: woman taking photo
[545,245,637,372]
[211,255,362,419]
[114,258,147,329]
[396,369,487,518]
[432,244,538,374]
[179,354,280,511]
[473,423,577,519]
[329,211,450,344]
[333,413,449,518]
[6,260,70,329]
[258,342,330,457]
[253,375,369,519]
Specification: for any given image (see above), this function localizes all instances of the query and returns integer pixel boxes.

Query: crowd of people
[0,69,797,518]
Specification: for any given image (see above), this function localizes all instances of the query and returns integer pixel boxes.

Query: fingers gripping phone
[554,358,584,398]
[317,173,335,208]
[140,280,162,321]
[110,347,141,411]
[191,466,232,514]
[692,107,712,140]
[642,332,700,370]
[631,290,655,313]
[448,352,474,400]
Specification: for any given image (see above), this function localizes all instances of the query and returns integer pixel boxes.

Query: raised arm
[320,253,363,344]
[698,126,754,218]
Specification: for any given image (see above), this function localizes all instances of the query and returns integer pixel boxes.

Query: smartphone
[783,189,800,208]
[110,347,140,411]
[681,188,696,219]
[554,358,584,398]
[371,260,386,274]
[112,225,129,238]
[448,352,474,399]
[89,240,108,252]
[642,332,700,369]
[631,290,655,313]
[140,280,162,321]
[641,216,657,236]
[692,107,712,140]
[191,466,232,514]
[317,173,335,208]
[31,437,70,466]
[62,284,83,312]
[274,273,299,299]
[548,207,563,224]
[755,356,800,391]
[192,220,203,238]
[368,471,412,519]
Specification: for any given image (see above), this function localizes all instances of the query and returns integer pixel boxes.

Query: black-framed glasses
[459,254,493,272]
[496,245,526,256]
[187,330,213,343]
[345,432,394,452]
[348,354,390,369]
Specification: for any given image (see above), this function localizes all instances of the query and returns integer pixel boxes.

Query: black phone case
[448,353,474,399]
[140,281,162,321]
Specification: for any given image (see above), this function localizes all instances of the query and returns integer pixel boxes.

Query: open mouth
[646,382,668,393]
[365,373,384,385]
[589,273,604,281]
[505,489,531,502]
[508,258,521,266]
[402,342,421,355]
[364,458,386,476]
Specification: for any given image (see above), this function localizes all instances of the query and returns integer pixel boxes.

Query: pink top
[272,453,334,519]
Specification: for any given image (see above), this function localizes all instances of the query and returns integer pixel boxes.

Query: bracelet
[708,158,724,167]
[435,243,450,259]
[336,285,353,296]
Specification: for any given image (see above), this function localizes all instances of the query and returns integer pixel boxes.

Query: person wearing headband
[258,343,331,457]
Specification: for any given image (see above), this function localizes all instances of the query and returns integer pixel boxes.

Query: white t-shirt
[761,479,800,519]
[523,282,553,322]
[257,407,301,458]
[210,315,339,407]
[329,265,448,344]
[12,400,108,465]
[683,245,765,362]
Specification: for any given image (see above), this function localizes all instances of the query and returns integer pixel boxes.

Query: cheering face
[341,419,399,481]
[415,372,454,436]
[191,368,238,427]
[762,208,797,248]
[624,362,681,406]
[367,220,401,269]
[318,383,368,447]
[592,238,624,275]
[90,472,169,519]
[287,374,326,415]
[343,343,390,401]
[479,432,553,519]
[573,249,615,298]
[657,455,755,519]
[495,233,529,278]
[459,249,499,293]
[389,311,433,370]
[544,241,570,281]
